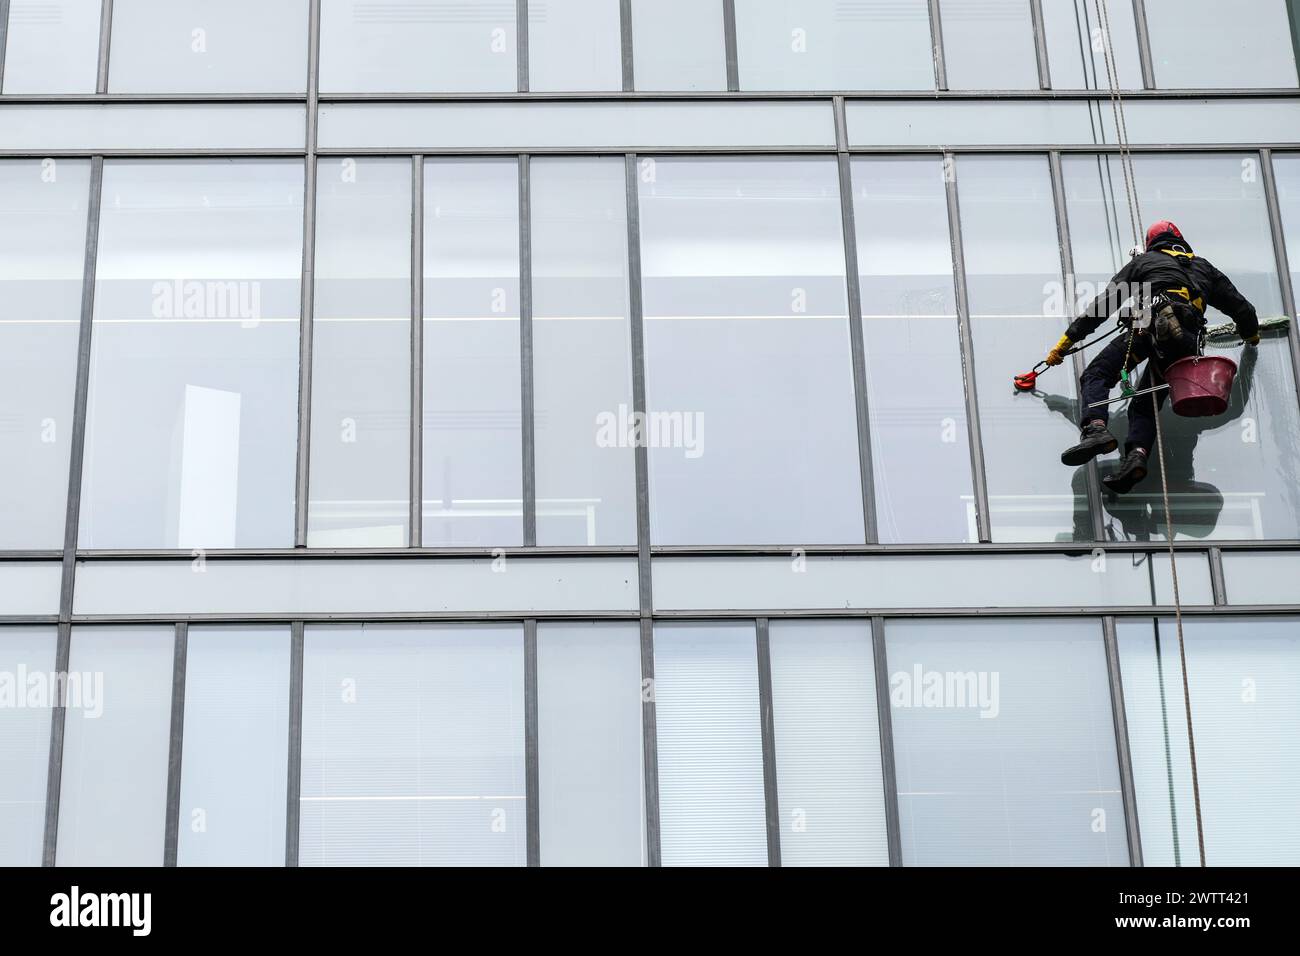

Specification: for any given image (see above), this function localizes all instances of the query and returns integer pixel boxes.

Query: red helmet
[1145,220,1185,250]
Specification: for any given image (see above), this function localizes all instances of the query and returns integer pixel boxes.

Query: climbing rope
[1096,0,1207,866]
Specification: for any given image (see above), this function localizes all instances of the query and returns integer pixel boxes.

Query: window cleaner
[1019,221,1261,495]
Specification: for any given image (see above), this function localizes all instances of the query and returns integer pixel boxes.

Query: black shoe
[1061,421,1118,466]
[1102,449,1149,495]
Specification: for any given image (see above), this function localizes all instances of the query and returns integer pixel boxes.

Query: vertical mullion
[619,0,634,92]
[519,154,537,545]
[943,152,992,543]
[410,155,424,546]
[516,0,529,92]
[1260,148,1300,424]
[1050,150,1107,540]
[1208,547,1227,606]
[295,0,321,547]
[524,619,540,865]
[871,616,902,867]
[96,0,113,93]
[835,98,878,544]
[928,0,948,91]
[163,622,188,867]
[1103,615,1144,866]
[44,155,103,867]
[723,0,739,91]
[0,0,11,91]
[625,152,660,867]
[1030,0,1051,89]
[755,618,781,866]
[285,622,305,867]
[1131,0,1155,90]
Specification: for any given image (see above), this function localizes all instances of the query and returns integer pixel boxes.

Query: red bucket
[1163,355,1237,417]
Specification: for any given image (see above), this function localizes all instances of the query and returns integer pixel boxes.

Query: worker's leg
[1063,333,1140,466]
[1104,358,1167,495]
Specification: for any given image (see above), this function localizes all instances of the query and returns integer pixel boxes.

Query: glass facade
[2,1,1298,868]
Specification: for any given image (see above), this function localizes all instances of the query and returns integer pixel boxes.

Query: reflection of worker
[1046,221,1261,494]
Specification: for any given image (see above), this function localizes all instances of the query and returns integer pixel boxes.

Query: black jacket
[1066,238,1259,343]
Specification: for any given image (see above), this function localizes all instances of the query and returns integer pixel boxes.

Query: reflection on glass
[107,0,308,93]
[768,621,888,866]
[939,0,1039,89]
[631,0,726,91]
[82,160,303,549]
[852,157,973,542]
[654,623,766,866]
[1,0,101,93]
[532,159,635,546]
[309,158,410,547]
[0,627,56,866]
[1146,0,1298,89]
[423,160,521,546]
[1118,616,1300,865]
[638,157,865,545]
[537,622,645,866]
[735,0,934,91]
[528,0,622,92]
[56,627,173,866]
[886,618,1127,865]
[1064,153,1300,541]
[299,624,526,866]
[0,160,89,549]
[1042,0,1142,90]
[177,627,289,867]
[319,0,516,92]
[957,155,1086,541]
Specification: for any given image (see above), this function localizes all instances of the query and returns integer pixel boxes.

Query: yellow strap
[1160,248,1196,260]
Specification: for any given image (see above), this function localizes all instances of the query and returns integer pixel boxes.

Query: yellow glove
[1246,333,1261,346]
[1045,333,1073,367]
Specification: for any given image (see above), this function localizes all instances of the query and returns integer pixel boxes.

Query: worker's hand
[1245,333,1261,347]
[1045,333,1073,367]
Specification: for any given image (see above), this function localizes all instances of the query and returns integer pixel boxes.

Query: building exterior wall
[1,0,1299,866]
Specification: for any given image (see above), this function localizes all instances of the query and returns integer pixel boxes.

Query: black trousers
[1078,325,1200,452]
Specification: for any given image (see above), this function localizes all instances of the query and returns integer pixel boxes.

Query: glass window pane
[654,623,767,866]
[639,157,865,545]
[299,624,526,866]
[736,0,934,91]
[422,160,522,546]
[309,158,410,547]
[0,103,307,152]
[56,626,172,866]
[1119,616,1300,865]
[1064,153,1300,541]
[537,622,644,866]
[768,620,888,866]
[177,626,289,867]
[631,0,726,91]
[0,627,56,866]
[107,0,308,93]
[1147,0,1298,89]
[528,0,621,92]
[1,0,101,93]
[318,100,836,151]
[852,156,973,543]
[939,0,1039,89]
[81,160,303,549]
[957,155,1087,542]
[886,618,1127,866]
[532,159,635,546]
[1042,0,1142,90]
[319,0,516,93]
[1274,154,1300,318]
[0,159,89,549]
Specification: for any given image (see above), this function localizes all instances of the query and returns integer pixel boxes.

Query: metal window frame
[0,0,10,91]
[5,4,1300,872]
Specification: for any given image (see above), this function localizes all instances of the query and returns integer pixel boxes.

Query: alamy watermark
[0,667,103,718]
[595,403,705,459]
[152,278,261,326]
[891,664,1000,719]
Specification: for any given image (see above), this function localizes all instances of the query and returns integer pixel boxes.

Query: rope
[1095,0,1208,866]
